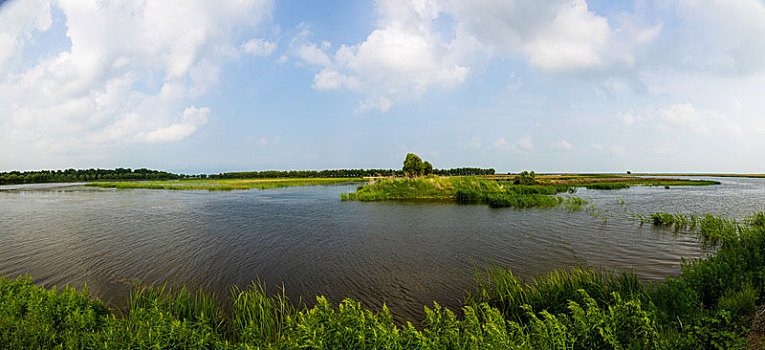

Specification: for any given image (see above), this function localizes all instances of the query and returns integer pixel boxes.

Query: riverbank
[2,212,762,348]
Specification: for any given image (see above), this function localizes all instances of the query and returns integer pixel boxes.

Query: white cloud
[295,0,469,112]
[294,0,664,112]
[491,137,517,151]
[491,136,534,152]
[550,139,573,150]
[442,0,658,73]
[140,107,209,143]
[294,39,332,66]
[518,136,534,150]
[0,0,53,71]
[242,38,276,57]
[0,0,273,163]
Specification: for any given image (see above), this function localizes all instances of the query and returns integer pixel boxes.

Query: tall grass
[643,211,751,246]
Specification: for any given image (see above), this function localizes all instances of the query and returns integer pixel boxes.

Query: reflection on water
[1,177,764,322]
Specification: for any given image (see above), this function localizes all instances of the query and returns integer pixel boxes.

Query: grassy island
[3,212,765,348]
[341,174,719,209]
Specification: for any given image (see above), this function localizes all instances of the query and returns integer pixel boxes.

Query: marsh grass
[345,176,591,210]
[86,177,364,191]
[585,183,631,190]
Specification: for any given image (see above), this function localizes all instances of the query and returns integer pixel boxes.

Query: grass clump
[643,212,754,246]
[584,183,631,190]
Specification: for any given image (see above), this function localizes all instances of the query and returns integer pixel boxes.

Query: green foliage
[403,153,428,176]
[0,276,109,349]
[0,168,183,185]
[423,161,433,175]
[513,170,537,185]
[347,176,597,211]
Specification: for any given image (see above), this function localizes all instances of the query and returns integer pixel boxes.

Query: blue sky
[2,0,765,174]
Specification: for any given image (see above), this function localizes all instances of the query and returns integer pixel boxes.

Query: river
[1,176,764,322]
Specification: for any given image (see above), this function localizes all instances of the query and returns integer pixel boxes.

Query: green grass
[5,212,765,348]
[342,176,584,209]
[85,177,365,191]
[342,175,715,210]
[640,212,752,246]
[584,182,631,190]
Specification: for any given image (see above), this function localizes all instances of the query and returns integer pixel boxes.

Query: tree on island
[403,153,435,177]
[423,161,433,175]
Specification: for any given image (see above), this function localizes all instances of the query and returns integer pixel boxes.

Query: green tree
[514,170,537,185]
[403,153,424,176]
[423,161,433,175]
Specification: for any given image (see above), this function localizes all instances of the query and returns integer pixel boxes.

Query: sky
[1,0,765,174]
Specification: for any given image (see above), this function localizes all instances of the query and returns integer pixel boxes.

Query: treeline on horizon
[209,167,496,179]
[0,167,496,185]
[0,168,186,185]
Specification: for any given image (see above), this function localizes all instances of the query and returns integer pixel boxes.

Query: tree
[423,161,433,175]
[513,170,537,185]
[403,153,424,176]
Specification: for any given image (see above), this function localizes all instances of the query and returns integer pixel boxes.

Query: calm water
[1,177,765,322]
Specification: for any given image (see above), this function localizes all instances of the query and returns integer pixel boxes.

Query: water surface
[1,177,764,322]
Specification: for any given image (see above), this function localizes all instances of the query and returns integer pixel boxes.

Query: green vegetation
[585,183,631,190]
[513,170,537,185]
[4,213,765,348]
[86,178,365,191]
[209,167,495,179]
[342,176,587,210]
[0,168,186,185]
[639,212,765,246]
[342,173,717,210]
[403,153,427,176]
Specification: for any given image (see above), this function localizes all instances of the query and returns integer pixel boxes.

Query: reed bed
[638,211,759,246]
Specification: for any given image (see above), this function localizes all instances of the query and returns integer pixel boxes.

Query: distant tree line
[0,168,186,185]
[432,167,495,176]
[210,167,495,179]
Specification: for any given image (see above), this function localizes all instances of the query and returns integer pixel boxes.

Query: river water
[1,177,764,322]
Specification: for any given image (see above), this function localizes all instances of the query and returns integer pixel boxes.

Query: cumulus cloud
[295,0,663,112]
[0,0,273,163]
[0,0,53,71]
[295,0,469,112]
[442,0,659,73]
[140,107,209,143]
[242,38,277,57]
